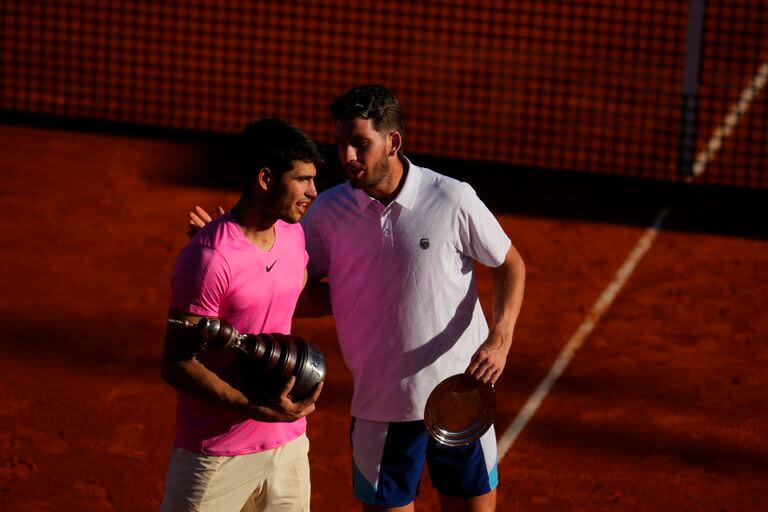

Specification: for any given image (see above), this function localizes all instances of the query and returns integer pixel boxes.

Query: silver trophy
[168,317,326,401]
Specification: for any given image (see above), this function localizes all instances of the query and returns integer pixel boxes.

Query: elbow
[507,245,526,277]
[161,359,185,387]
[516,253,526,279]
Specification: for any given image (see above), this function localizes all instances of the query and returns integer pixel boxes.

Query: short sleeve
[170,244,230,316]
[455,183,511,268]
[300,202,330,279]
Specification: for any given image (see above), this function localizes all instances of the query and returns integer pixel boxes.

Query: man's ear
[256,167,272,192]
[388,131,402,157]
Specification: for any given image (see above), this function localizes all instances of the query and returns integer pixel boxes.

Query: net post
[677,0,706,179]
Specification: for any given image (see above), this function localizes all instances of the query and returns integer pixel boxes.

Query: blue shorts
[350,418,498,508]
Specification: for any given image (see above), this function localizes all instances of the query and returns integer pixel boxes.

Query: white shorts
[160,433,310,512]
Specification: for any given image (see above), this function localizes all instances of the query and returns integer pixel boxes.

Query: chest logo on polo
[419,238,430,249]
[266,260,277,272]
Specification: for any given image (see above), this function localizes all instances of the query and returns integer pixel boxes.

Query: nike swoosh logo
[265,260,277,272]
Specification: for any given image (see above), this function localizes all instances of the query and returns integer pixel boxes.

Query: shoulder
[302,182,354,228]
[276,219,307,246]
[313,182,353,208]
[194,213,240,251]
[412,163,472,205]
[177,214,238,268]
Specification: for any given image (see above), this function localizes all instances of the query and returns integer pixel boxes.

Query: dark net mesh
[2,1,766,187]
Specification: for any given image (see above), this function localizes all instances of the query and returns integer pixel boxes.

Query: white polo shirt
[301,158,511,422]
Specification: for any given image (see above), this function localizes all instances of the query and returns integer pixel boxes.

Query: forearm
[162,311,249,411]
[466,246,524,384]
[161,312,321,422]
[162,357,249,412]
[490,245,526,345]
[162,352,321,423]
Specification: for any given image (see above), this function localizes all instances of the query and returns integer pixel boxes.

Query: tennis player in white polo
[300,84,526,512]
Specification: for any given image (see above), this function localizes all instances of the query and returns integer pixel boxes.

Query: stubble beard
[348,153,390,191]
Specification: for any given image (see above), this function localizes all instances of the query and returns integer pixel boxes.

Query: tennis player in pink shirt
[160,118,324,511]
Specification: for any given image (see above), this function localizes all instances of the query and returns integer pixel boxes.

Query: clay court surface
[1,123,766,511]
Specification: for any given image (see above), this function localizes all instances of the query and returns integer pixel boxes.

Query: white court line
[692,60,768,178]
[498,208,670,459]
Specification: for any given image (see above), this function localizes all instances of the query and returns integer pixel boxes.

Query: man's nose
[307,180,318,198]
[340,145,356,164]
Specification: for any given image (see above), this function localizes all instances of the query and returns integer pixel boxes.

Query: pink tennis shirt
[169,212,309,456]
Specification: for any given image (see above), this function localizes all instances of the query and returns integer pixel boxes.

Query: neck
[366,156,406,205]
[231,199,278,248]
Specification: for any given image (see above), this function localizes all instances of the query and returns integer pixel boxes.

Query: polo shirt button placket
[381,209,394,245]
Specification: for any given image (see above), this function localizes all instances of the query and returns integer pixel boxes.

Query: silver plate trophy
[168,317,326,402]
[424,373,495,446]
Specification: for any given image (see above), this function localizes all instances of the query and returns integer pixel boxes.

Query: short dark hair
[239,118,323,192]
[330,84,405,137]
